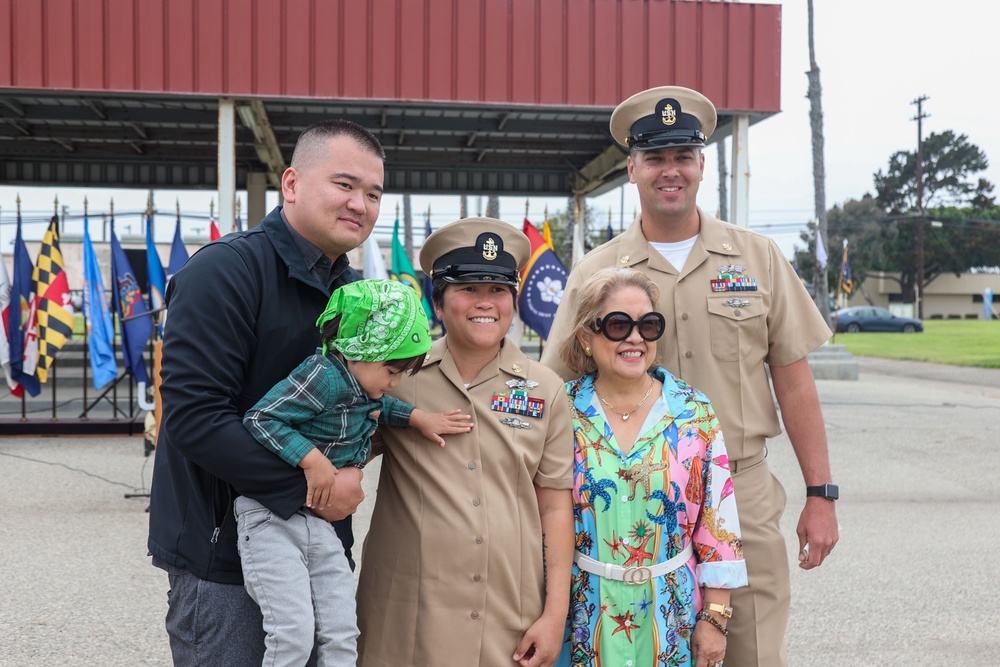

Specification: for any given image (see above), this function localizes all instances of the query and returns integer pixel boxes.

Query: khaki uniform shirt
[357,337,574,667]
[542,208,831,461]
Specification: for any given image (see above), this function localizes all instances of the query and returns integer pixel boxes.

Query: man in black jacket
[148,120,385,666]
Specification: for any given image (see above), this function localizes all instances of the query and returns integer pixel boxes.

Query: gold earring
[584,346,592,357]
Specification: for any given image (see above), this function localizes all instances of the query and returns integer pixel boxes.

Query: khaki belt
[730,447,767,475]
[573,544,693,585]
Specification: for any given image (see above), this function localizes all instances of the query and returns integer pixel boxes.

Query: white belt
[574,544,693,585]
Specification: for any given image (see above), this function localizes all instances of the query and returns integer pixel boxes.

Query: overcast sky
[3,0,997,261]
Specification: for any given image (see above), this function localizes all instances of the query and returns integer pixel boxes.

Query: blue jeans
[235,496,358,667]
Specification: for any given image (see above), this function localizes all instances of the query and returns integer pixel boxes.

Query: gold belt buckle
[622,566,652,585]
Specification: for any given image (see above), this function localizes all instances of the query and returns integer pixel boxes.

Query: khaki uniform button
[475,535,483,544]
[468,462,476,470]
[685,351,693,358]
[734,309,742,316]
[681,313,689,320]
[473,573,482,582]
[471,611,479,620]
[472,498,481,506]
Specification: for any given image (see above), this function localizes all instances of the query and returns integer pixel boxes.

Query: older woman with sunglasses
[553,268,747,667]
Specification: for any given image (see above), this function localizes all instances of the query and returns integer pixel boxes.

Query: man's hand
[312,465,364,521]
[797,498,839,569]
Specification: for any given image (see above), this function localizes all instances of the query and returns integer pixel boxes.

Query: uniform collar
[615,207,742,273]
[261,206,351,293]
[424,336,531,390]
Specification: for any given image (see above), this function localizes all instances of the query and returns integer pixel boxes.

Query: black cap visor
[628,128,706,151]
[435,263,519,287]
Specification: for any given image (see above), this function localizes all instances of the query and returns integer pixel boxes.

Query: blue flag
[7,214,40,396]
[146,216,166,314]
[607,221,614,241]
[110,224,153,384]
[168,216,189,279]
[519,219,568,340]
[83,217,118,389]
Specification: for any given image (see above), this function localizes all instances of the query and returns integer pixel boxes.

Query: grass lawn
[833,320,1000,368]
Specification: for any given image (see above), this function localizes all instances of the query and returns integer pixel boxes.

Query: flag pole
[82,196,90,417]
[16,194,26,419]
[110,198,118,418]
[832,238,846,343]
[52,195,59,419]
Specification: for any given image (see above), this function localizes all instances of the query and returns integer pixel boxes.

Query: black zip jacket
[148,207,360,585]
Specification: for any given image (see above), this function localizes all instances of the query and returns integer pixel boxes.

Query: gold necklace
[595,377,654,421]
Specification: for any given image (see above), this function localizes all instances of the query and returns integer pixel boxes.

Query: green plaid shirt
[243,351,413,469]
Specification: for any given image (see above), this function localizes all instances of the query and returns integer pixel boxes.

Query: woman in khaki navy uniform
[357,218,574,667]
[541,87,839,667]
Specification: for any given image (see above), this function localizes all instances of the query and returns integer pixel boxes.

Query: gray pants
[235,495,358,667]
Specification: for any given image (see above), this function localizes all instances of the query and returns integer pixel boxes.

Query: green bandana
[317,279,431,363]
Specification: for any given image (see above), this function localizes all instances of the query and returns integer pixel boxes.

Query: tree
[794,195,889,296]
[541,197,603,268]
[794,196,1000,304]
[874,130,994,213]
[805,0,831,325]
[855,130,998,305]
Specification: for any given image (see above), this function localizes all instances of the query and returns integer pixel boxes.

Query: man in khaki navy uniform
[357,218,574,667]
[541,86,839,667]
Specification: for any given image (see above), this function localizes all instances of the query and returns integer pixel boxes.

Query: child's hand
[299,448,337,510]
[410,408,473,447]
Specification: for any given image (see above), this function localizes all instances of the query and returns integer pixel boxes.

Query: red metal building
[1,0,781,199]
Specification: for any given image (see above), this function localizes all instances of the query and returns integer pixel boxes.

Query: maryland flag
[32,216,74,383]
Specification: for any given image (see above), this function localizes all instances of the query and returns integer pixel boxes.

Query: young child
[237,279,472,667]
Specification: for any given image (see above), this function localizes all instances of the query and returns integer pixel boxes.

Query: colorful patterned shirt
[243,350,413,469]
[557,367,747,667]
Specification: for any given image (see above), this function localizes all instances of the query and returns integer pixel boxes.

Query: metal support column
[246,172,268,229]
[217,98,236,234]
[729,114,750,228]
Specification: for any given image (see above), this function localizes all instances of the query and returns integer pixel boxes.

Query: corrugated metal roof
[0,0,781,195]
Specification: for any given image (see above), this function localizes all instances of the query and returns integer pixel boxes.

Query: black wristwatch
[806,483,839,501]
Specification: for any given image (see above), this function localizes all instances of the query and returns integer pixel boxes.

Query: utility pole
[912,95,929,320]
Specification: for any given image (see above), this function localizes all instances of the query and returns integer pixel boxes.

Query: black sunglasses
[589,311,665,342]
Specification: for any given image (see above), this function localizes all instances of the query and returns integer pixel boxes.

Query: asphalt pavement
[1,356,998,667]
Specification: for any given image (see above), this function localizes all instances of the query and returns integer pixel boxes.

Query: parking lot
[1,356,998,666]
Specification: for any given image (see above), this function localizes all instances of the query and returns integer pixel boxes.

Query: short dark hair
[319,314,426,375]
[291,120,385,167]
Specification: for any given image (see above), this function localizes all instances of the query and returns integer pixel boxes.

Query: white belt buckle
[622,565,652,585]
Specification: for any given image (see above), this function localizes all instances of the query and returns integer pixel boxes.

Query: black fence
[0,337,153,436]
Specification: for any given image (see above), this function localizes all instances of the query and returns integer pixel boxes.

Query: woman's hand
[691,618,727,667]
[512,612,563,667]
